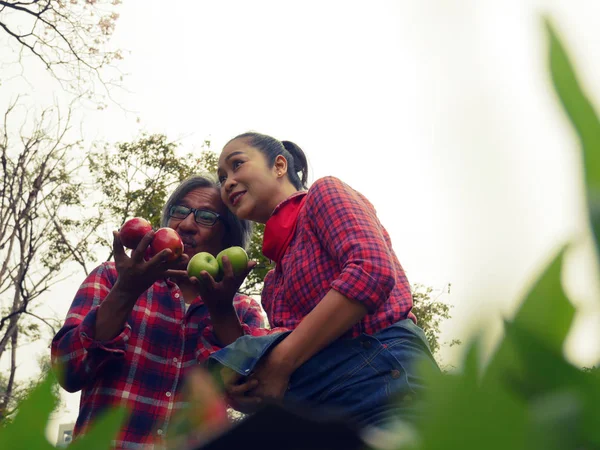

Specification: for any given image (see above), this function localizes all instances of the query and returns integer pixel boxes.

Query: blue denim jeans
[207,319,439,428]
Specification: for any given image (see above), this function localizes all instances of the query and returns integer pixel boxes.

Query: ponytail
[281,140,308,190]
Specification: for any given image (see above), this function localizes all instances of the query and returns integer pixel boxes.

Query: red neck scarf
[262,192,307,264]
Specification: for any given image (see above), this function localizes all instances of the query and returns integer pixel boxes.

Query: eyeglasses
[168,205,223,227]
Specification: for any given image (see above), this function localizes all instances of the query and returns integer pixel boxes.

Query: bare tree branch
[0,101,97,362]
[0,0,124,105]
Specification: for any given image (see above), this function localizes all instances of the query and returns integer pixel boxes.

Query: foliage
[239,222,274,297]
[411,284,457,356]
[0,354,60,425]
[88,134,214,261]
[0,372,126,449]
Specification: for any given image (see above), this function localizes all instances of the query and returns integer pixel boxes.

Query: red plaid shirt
[51,261,266,449]
[261,176,416,338]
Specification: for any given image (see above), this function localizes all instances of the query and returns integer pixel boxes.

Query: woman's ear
[274,155,288,177]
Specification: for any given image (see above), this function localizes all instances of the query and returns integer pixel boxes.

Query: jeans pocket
[383,334,439,395]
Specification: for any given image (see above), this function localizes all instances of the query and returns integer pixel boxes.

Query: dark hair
[229,132,309,190]
[161,173,253,249]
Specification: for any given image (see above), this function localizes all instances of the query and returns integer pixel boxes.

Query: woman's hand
[246,344,294,402]
[221,368,262,414]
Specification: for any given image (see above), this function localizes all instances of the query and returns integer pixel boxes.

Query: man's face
[166,187,228,260]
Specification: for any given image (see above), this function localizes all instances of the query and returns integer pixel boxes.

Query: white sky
[2,0,600,444]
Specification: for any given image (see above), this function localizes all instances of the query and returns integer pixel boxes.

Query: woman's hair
[161,173,253,249]
[229,132,309,190]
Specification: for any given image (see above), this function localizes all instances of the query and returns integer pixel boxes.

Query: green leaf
[415,340,529,450]
[483,248,574,390]
[501,321,600,448]
[546,19,600,265]
[0,372,58,449]
[512,246,575,351]
[68,407,128,450]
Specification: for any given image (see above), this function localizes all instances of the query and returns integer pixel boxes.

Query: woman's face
[217,138,280,223]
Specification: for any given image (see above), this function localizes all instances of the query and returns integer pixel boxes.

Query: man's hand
[190,255,256,314]
[94,231,187,341]
[113,230,187,299]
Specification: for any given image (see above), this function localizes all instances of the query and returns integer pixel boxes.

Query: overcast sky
[2,0,600,443]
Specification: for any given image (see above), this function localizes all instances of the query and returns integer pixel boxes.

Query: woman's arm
[271,289,367,373]
[247,289,367,400]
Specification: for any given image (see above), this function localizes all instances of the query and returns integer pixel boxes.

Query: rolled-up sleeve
[305,177,396,312]
[51,262,131,393]
[235,294,289,337]
[199,294,289,356]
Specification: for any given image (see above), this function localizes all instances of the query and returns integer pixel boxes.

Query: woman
[208,132,439,428]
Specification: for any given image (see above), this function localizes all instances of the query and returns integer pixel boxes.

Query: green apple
[216,246,249,276]
[187,252,220,281]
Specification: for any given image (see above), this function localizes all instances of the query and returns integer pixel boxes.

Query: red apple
[119,217,153,249]
[150,227,184,261]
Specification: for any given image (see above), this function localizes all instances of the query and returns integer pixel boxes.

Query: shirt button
[165,391,172,397]
[157,429,163,436]
[173,357,178,363]
[390,369,401,379]
[181,323,185,329]
[174,293,180,299]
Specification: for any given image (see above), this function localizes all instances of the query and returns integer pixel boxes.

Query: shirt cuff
[79,305,131,355]
[330,264,395,312]
[240,323,290,337]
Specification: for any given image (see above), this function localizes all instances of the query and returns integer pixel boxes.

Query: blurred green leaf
[503,322,600,448]
[68,407,128,450]
[484,247,574,387]
[513,247,575,351]
[547,19,600,264]
[0,373,58,449]
[416,341,529,450]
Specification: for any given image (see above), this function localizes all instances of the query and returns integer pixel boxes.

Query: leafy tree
[89,135,213,229]
[0,0,124,105]
[88,135,217,262]
[0,100,99,378]
[411,283,458,357]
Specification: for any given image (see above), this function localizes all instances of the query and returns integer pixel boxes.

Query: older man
[51,174,264,449]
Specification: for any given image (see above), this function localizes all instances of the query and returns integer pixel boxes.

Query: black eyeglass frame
[168,205,224,227]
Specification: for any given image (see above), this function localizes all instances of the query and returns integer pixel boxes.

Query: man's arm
[52,231,183,392]
[51,262,131,393]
